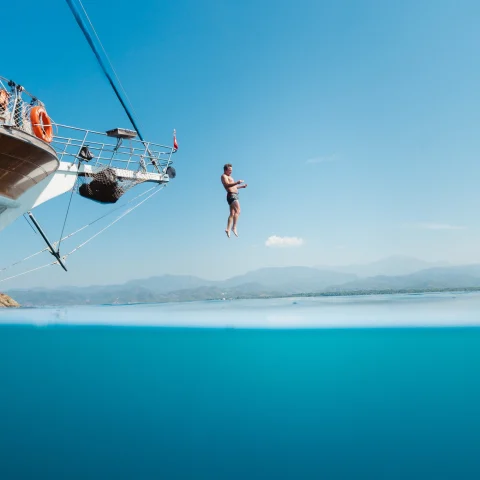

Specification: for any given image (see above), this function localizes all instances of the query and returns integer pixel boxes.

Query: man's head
[224,163,232,175]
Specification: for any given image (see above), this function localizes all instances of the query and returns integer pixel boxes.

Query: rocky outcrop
[0,293,19,307]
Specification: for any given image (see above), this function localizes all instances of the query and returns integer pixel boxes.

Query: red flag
[173,129,178,150]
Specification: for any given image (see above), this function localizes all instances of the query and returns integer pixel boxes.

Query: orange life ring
[30,105,53,143]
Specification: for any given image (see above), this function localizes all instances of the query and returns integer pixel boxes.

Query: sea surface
[1,292,480,479]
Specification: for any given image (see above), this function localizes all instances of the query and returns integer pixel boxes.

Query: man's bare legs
[225,204,234,237]
[225,201,240,237]
[231,201,241,237]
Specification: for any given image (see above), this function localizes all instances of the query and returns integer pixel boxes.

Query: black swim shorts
[227,192,239,205]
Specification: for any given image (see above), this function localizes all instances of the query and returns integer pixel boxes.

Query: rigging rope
[62,184,165,259]
[76,0,138,119]
[0,245,50,273]
[58,162,80,252]
[0,184,165,276]
[0,261,59,284]
[65,0,145,142]
[23,214,37,235]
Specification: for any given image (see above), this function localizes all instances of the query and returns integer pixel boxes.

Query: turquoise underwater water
[1,320,480,479]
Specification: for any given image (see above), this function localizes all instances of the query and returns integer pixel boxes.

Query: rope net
[77,166,146,204]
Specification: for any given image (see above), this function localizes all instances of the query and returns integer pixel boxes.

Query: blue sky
[1,0,480,288]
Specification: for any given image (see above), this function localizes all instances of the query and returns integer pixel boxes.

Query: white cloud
[412,222,466,230]
[265,235,304,247]
[305,154,337,164]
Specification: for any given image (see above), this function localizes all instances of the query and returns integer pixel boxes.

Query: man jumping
[221,163,247,237]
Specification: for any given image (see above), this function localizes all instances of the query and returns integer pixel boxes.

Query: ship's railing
[0,75,177,175]
[51,124,176,175]
[0,75,36,135]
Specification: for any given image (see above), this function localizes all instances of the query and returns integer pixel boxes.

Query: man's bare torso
[222,174,237,193]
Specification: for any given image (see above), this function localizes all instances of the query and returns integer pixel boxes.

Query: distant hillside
[222,266,357,293]
[123,274,216,292]
[325,265,480,292]
[317,255,449,278]
[6,261,480,307]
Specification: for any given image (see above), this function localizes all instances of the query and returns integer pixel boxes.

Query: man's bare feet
[225,230,230,238]
[232,228,238,237]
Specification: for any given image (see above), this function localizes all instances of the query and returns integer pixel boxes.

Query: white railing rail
[51,124,176,175]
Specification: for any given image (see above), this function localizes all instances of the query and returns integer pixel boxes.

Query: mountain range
[5,255,480,306]
[316,255,450,277]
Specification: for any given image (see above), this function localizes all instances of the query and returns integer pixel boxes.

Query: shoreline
[3,286,479,309]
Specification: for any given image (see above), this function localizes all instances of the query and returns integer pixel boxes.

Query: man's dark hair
[224,163,232,172]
